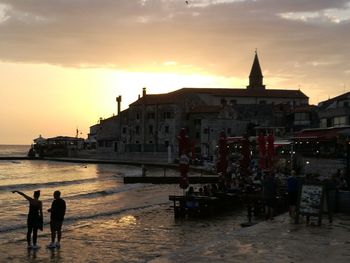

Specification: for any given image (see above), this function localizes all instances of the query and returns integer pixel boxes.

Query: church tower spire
[247,50,265,90]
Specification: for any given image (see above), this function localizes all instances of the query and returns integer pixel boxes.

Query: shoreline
[0,156,207,172]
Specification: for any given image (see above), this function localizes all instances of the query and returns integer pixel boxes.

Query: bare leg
[27,226,33,246]
[57,223,62,243]
[50,222,56,243]
[57,229,61,243]
[32,227,38,245]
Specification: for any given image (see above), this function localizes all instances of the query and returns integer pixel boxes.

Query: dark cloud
[0,0,349,100]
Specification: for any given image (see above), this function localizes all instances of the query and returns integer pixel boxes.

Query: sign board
[298,184,324,216]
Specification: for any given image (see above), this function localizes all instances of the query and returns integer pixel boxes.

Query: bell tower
[247,51,265,90]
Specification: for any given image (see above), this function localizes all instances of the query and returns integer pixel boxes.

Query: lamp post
[305,160,310,175]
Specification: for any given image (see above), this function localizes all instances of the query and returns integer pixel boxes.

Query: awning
[293,127,350,141]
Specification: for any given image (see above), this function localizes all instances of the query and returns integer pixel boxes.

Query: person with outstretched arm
[12,190,43,249]
[47,190,66,249]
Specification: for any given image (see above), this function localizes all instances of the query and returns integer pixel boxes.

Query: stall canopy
[293,126,350,141]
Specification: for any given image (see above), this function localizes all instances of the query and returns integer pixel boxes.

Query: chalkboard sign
[298,184,324,216]
[295,183,326,225]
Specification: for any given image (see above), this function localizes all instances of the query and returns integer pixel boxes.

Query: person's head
[33,190,40,199]
[53,190,61,199]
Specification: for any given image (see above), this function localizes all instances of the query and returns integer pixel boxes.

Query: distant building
[318,92,350,128]
[33,136,84,157]
[91,52,311,160]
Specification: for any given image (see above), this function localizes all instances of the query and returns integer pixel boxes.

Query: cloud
[0,0,350,102]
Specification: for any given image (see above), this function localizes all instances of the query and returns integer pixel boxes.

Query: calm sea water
[0,145,246,262]
[0,145,30,157]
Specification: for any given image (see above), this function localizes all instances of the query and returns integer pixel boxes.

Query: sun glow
[0,60,246,144]
[106,70,246,111]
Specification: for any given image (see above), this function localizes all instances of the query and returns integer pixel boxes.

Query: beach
[1,146,350,262]
[2,210,350,262]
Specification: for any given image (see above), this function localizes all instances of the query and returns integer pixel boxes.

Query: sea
[0,145,247,263]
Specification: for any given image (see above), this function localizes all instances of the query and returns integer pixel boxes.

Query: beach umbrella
[240,134,251,177]
[267,132,275,169]
[177,128,190,189]
[257,132,266,169]
[217,131,228,181]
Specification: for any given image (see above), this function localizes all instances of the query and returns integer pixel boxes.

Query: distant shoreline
[0,156,33,160]
[0,156,206,173]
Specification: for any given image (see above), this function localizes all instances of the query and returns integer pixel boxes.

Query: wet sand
[1,212,350,263]
[155,214,350,263]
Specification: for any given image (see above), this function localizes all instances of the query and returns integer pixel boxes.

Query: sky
[1,0,350,144]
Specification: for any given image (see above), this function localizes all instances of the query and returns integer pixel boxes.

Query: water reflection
[49,247,61,261]
[118,215,137,226]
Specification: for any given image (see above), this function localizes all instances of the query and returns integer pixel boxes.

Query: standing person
[47,190,66,249]
[263,172,277,220]
[12,190,43,249]
[287,171,299,218]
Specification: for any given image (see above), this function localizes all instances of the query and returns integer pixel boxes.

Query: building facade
[318,92,350,128]
[91,52,310,160]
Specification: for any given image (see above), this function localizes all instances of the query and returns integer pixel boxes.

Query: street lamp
[305,160,310,175]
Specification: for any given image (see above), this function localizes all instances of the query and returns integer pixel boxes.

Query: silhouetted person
[287,171,299,218]
[12,190,43,249]
[263,172,277,220]
[47,190,66,248]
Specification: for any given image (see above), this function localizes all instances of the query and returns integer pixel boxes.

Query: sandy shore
[154,214,350,263]
[1,212,350,263]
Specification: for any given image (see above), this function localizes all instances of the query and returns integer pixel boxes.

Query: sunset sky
[1,0,350,144]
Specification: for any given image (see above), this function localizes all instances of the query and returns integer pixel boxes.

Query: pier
[123,176,218,184]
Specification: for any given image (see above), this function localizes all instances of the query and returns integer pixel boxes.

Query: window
[227,128,232,135]
[135,126,140,135]
[122,127,127,134]
[196,132,200,139]
[147,112,155,119]
[149,125,153,134]
[163,112,172,119]
[194,119,201,125]
[136,113,140,120]
[320,118,327,128]
[344,101,349,108]
[334,116,347,126]
[295,112,309,121]
[165,126,169,134]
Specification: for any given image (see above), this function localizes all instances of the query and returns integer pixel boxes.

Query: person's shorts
[50,220,63,231]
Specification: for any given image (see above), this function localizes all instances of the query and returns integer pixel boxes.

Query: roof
[130,88,308,106]
[318,92,350,109]
[130,94,176,106]
[47,136,84,142]
[249,52,263,79]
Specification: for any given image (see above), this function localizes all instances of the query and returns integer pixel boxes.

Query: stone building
[91,52,310,160]
[318,92,350,128]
